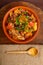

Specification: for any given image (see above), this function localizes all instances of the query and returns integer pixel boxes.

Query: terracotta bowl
[2,6,40,44]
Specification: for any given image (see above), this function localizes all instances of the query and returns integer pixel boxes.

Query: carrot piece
[7,23,13,30]
[29,22,34,27]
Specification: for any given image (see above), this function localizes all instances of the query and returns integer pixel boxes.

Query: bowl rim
[2,6,40,44]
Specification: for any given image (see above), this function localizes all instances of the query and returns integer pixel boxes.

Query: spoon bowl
[27,47,38,56]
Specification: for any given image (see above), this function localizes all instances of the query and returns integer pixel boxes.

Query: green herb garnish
[8,17,11,22]
[15,27,20,31]
[16,18,20,25]
[23,11,27,14]
[18,8,22,10]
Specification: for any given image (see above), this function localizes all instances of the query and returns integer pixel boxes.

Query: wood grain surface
[0,0,43,10]
[0,1,43,44]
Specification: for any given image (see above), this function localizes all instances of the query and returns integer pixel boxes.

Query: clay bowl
[3,6,40,44]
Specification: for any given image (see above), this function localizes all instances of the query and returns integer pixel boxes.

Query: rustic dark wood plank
[0,0,43,10]
[0,1,43,44]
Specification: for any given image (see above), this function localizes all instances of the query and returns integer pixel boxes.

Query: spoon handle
[5,50,27,54]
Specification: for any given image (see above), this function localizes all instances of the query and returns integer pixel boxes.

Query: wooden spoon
[5,47,38,56]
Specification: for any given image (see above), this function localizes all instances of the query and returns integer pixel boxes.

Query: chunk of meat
[17,35,25,40]
[14,9,21,14]
[25,32,32,38]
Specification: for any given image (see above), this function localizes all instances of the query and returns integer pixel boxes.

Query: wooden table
[0,0,43,10]
[0,1,43,44]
